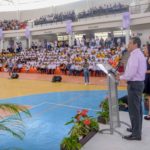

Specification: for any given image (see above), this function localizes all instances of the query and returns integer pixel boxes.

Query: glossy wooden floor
[0,77,105,99]
[0,72,126,99]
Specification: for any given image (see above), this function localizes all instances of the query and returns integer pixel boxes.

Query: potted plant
[97,95,128,124]
[118,96,128,111]
[61,109,99,150]
[61,136,82,150]
[97,97,109,124]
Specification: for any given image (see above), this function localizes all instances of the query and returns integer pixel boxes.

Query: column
[125,29,130,46]
[28,34,32,49]
[0,39,4,52]
[68,32,75,47]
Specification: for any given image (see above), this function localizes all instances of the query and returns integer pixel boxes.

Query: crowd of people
[0,37,124,77]
[0,20,27,31]
[34,11,76,25]
[0,3,129,30]
[78,3,129,19]
[34,3,129,25]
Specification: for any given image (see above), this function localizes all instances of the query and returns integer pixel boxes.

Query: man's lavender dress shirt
[120,48,146,81]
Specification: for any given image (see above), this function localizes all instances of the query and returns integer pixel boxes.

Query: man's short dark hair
[131,37,141,48]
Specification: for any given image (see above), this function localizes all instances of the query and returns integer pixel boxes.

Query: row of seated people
[34,11,76,25]
[78,3,129,19]
[0,46,125,76]
[1,62,121,77]
[34,3,129,25]
[1,63,107,77]
[0,20,27,31]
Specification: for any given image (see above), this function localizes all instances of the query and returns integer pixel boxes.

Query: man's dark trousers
[127,81,144,138]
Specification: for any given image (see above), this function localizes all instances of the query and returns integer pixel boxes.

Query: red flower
[81,109,88,117]
[83,119,91,125]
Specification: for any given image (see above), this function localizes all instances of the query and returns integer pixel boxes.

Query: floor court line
[29,91,107,118]
[31,93,84,117]
[26,101,100,122]
[46,102,100,112]
[31,102,48,109]
[28,101,99,120]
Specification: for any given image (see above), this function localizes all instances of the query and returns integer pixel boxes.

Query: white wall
[3,39,10,50]
[131,22,150,45]
[20,38,28,49]
[3,37,28,49]
[132,28,150,45]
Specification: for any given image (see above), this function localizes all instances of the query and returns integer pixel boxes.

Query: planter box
[97,116,107,124]
[79,130,97,145]
[61,131,97,150]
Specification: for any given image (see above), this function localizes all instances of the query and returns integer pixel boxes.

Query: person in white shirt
[96,37,100,47]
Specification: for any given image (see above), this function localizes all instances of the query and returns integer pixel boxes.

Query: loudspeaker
[52,76,62,82]
[11,73,19,79]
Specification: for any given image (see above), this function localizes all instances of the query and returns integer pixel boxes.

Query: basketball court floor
[0,73,149,150]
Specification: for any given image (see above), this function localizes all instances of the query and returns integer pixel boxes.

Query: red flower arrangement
[76,109,91,125]
[81,109,88,117]
[62,109,99,150]
[76,109,88,119]
[65,109,99,138]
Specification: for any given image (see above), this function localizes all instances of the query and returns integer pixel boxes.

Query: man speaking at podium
[118,37,146,141]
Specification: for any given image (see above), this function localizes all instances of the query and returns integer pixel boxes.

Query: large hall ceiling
[0,0,81,5]
[0,0,81,11]
[0,0,140,12]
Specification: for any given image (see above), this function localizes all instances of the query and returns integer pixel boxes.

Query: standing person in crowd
[118,37,146,141]
[7,59,14,77]
[83,59,90,85]
[143,44,150,120]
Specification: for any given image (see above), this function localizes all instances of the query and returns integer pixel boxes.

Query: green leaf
[65,119,74,125]
[0,103,31,140]
[61,136,82,150]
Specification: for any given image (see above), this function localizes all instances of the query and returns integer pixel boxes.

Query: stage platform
[84,111,150,150]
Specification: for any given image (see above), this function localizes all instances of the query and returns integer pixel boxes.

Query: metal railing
[32,3,150,28]
[33,6,129,27]
[130,3,150,14]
